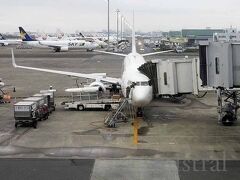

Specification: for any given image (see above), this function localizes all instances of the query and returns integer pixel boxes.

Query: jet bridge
[138,53,240,126]
[138,58,199,97]
[199,41,240,125]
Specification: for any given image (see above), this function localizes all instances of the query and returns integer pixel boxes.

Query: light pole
[121,16,123,41]
[107,0,110,50]
[116,9,120,44]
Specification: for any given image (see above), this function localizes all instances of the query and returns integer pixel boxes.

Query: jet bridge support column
[233,92,238,120]
[217,88,223,123]
[216,88,239,125]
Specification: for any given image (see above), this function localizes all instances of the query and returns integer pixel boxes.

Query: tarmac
[0,47,239,179]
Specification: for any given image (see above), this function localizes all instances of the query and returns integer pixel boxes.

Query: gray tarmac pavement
[0,159,239,180]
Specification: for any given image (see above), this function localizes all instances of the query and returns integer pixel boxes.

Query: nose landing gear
[136,107,143,118]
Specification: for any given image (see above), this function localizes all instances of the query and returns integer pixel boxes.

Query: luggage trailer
[62,92,121,111]
[40,90,56,112]
[32,93,52,113]
[22,97,49,121]
[14,101,38,128]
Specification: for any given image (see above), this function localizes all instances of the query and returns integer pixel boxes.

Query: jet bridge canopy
[138,58,199,96]
[199,41,240,88]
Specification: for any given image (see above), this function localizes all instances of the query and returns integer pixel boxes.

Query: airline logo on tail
[79,32,85,38]
[19,27,36,41]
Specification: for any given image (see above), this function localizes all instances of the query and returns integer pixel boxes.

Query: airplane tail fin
[18,27,36,41]
[0,33,5,40]
[79,32,85,38]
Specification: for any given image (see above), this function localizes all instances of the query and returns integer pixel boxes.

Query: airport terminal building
[168,29,225,46]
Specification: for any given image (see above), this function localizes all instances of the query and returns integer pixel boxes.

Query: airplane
[79,33,119,45]
[34,32,59,41]
[0,33,22,46]
[49,32,107,48]
[12,18,173,114]
[0,78,4,88]
[79,33,108,48]
[19,27,99,52]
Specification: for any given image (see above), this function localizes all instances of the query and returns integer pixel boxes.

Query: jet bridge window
[164,72,168,85]
[215,57,220,74]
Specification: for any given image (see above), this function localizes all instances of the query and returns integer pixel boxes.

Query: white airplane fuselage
[92,38,108,48]
[120,52,153,107]
[23,40,98,50]
[78,37,108,48]
[0,39,22,46]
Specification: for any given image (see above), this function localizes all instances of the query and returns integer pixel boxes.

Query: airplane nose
[93,42,99,48]
[0,82,5,87]
[131,86,153,107]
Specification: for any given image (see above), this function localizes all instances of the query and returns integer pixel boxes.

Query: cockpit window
[135,81,149,86]
[141,81,149,86]
[135,82,141,86]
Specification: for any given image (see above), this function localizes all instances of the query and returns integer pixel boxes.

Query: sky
[1,0,240,33]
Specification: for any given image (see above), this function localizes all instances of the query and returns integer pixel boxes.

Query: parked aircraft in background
[19,27,99,52]
[79,33,118,45]
[79,33,108,48]
[0,33,22,46]
[12,19,173,113]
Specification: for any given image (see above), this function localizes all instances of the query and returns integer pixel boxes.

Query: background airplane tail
[0,33,5,40]
[19,27,36,41]
[79,32,85,38]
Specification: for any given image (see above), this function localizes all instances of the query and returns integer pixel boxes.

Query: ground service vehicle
[14,101,38,128]
[23,97,48,120]
[62,92,120,111]
[33,93,50,115]
[40,90,56,112]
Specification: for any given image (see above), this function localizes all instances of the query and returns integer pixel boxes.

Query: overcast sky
[1,0,240,33]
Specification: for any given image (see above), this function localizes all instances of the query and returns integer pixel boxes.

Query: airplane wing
[94,50,127,57]
[11,49,121,84]
[94,49,173,57]
[142,50,174,57]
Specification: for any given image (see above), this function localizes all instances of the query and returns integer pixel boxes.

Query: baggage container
[33,93,51,115]
[23,97,48,120]
[40,90,56,112]
[14,101,38,128]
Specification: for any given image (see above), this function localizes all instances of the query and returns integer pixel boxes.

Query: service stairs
[104,98,134,127]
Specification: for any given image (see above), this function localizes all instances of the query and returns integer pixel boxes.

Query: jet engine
[55,46,68,52]
[89,81,106,92]
[60,46,69,52]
